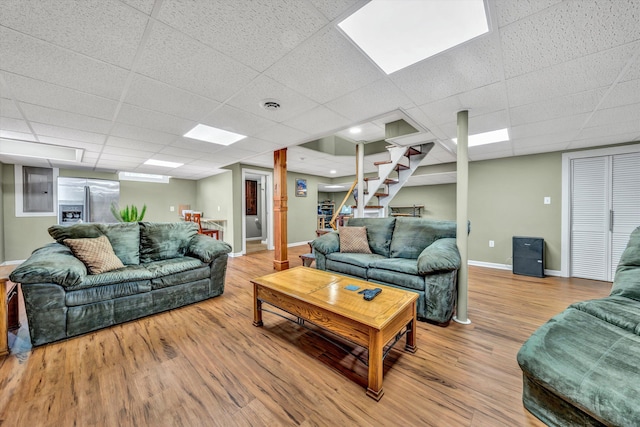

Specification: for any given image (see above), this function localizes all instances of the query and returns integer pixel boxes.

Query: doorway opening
[242,169,273,255]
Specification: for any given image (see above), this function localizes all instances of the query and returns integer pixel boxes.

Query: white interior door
[610,152,640,278]
[570,156,610,281]
[570,152,640,281]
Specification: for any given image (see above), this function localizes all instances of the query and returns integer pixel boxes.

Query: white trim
[1,260,25,266]
[14,165,59,217]
[228,252,243,258]
[561,143,640,278]
[468,260,561,277]
[287,241,311,248]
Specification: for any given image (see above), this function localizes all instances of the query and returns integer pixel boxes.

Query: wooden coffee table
[251,266,418,400]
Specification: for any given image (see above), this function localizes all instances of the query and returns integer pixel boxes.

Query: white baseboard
[287,241,310,248]
[468,260,562,277]
[1,260,25,266]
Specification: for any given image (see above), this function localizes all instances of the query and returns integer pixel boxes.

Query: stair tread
[384,179,399,184]
[373,160,392,166]
[350,205,383,209]
[374,192,388,197]
[363,177,379,181]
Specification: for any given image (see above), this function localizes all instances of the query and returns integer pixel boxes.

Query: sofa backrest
[139,222,199,263]
[610,226,640,301]
[346,217,396,257]
[389,218,457,259]
[49,222,140,265]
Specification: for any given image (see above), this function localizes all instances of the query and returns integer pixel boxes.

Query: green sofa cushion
[389,218,457,259]
[139,222,198,263]
[517,307,640,427]
[49,222,141,265]
[417,238,461,274]
[10,243,87,287]
[346,217,396,257]
[187,234,232,263]
[312,232,339,255]
[370,258,418,275]
[326,252,385,268]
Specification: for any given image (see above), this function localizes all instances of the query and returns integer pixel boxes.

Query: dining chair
[192,213,219,239]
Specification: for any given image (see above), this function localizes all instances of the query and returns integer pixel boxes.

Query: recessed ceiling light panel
[339,0,489,74]
[144,159,184,168]
[184,124,247,146]
[452,128,509,147]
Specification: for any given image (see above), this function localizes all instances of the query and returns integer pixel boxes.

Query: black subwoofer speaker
[513,236,544,278]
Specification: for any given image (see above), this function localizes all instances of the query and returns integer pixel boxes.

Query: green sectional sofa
[311,217,462,324]
[10,221,231,346]
[517,225,640,427]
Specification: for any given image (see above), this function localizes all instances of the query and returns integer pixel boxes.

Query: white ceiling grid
[0,0,638,186]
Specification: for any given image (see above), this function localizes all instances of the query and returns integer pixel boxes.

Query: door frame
[561,143,640,277]
[241,168,274,255]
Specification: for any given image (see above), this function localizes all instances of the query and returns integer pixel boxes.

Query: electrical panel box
[513,236,544,278]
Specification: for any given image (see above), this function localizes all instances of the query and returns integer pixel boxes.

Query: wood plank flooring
[0,246,611,426]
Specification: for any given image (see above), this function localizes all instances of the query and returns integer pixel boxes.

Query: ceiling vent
[260,99,281,111]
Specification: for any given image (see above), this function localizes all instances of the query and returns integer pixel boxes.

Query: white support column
[356,142,364,218]
[454,110,471,325]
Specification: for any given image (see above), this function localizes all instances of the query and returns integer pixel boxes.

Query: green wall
[467,152,562,271]
[196,171,233,247]
[287,172,325,244]
[2,164,197,261]
[391,184,457,220]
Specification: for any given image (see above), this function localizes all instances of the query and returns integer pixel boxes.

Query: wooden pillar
[273,148,289,271]
[454,110,471,325]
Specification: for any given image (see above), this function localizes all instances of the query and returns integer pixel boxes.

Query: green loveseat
[10,222,232,346]
[517,225,640,426]
[311,217,462,324]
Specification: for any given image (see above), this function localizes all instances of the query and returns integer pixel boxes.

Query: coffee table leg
[366,329,384,401]
[252,283,263,327]
[405,302,417,353]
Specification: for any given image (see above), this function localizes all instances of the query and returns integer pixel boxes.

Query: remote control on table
[358,288,382,301]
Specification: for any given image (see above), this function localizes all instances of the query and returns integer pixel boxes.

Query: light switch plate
[544,197,551,204]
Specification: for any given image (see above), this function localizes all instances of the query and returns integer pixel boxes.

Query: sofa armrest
[417,238,461,274]
[311,232,340,255]
[187,234,232,263]
[10,242,87,287]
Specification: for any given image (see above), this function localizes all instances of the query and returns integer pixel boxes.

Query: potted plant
[110,202,147,222]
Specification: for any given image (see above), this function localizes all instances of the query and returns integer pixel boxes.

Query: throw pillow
[64,235,125,275]
[339,226,372,253]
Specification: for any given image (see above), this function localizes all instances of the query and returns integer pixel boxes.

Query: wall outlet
[217,206,221,212]
[489,240,495,247]
[170,206,175,212]
[544,196,551,205]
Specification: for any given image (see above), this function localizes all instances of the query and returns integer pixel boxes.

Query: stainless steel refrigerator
[58,177,120,224]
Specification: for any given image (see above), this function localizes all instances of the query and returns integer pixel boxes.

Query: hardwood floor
[0,246,611,426]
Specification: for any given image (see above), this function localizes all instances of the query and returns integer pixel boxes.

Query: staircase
[358,142,434,217]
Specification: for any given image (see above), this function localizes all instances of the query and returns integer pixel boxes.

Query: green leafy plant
[110,202,147,222]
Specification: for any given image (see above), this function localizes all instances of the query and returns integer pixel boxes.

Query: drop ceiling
[0,0,639,191]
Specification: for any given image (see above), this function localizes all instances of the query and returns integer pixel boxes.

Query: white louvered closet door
[571,157,610,281]
[570,153,640,281]
[611,152,640,279]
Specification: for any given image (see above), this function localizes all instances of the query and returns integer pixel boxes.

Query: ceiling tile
[252,123,312,147]
[37,136,103,153]
[0,96,22,119]
[0,129,35,141]
[116,104,196,136]
[2,73,119,120]
[226,76,318,123]
[438,110,510,139]
[0,27,129,100]
[157,0,327,72]
[283,106,351,137]
[124,74,220,121]
[418,82,508,126]
[0,0,147,68]
[510,113,590,140]
[135,23,258,102]
[500,0,640,78]
[30,123,106,145]
[585,104,640,129]
[391,32,503,105]
[494,0,563,28]
[101,145,154,159]
[199,105,278,138]
[266,28,383,104]
[506,43,637,107]
[110,123,178,145]
[106,136,166,152]
[122,0,155,15]
[326,78,414,122]
[0,117,30,133]
[510,89,604,127]
[21,104,112,134]
[308,0,365,20]
[598,79,640,110]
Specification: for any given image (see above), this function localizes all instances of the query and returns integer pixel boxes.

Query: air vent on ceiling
[260,99,281,111]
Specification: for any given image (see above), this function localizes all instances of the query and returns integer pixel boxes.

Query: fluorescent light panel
[144,159,184,168]
[453,128,510,147]
[325,185,344,189]
[118,171,170,183]
[339,0,489,74]
[0,138,82,162]
[184,124,247,146]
